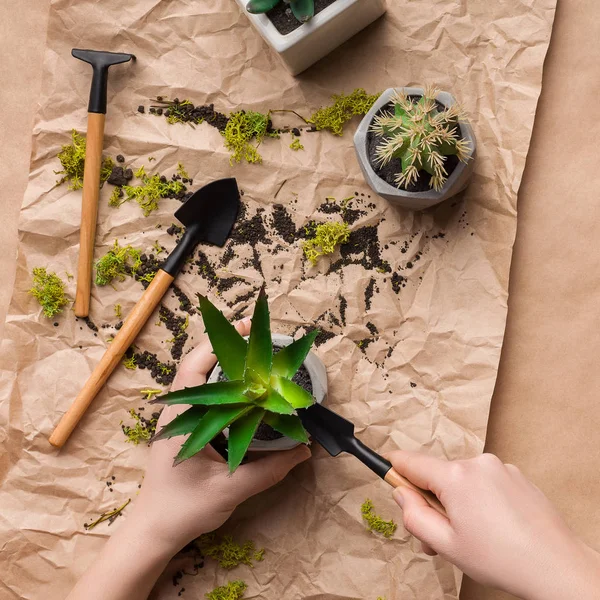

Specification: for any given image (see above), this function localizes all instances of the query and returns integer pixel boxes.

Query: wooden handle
[50,270,175,448]
[384,467,447,517]
[74,112,106,318]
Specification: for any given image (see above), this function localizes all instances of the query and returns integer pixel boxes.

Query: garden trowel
[299,402,447,516]
[49,178,240,448]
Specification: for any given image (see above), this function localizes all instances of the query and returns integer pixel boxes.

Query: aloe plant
[370,88,472,192]
[246,0,315,23]
[153,289,318,471]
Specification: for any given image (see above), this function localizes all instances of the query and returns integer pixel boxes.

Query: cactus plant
[370,88,472,192]
[152,289,317,472]
[246,0,315,23]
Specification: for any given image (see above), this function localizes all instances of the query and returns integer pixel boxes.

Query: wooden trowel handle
[50,269,175,448]
[384,468,447,517]
[74,112,106,318]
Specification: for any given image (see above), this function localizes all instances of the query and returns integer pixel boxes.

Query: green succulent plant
[246,0,314,23]
[153,289,318,471]
[370,88,472,192]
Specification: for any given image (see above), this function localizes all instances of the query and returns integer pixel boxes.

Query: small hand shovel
[49,178,240,448]
[299,402,447,516]
[71,49,135,318]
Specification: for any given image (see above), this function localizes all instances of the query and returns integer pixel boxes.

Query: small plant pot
[207,334,328,451]
[353,87,477,210]
[235,0,387,75]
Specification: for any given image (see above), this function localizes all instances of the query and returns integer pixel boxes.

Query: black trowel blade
[174,178,240,247]
[298,403,356,457]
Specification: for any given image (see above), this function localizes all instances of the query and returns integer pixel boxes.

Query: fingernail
[392,488,405,508]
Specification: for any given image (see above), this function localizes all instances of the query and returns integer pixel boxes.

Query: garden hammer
[71,48,135,318]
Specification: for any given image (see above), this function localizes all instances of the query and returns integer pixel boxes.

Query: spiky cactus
[370,88,472,192]
[246,0,314,23]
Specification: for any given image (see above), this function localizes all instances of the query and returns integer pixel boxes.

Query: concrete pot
[354,87,477,210]
[207,333,327,451]
[235,0,387,75]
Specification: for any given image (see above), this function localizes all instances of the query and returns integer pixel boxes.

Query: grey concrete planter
[207,333,327,451]
[354,87,477,210]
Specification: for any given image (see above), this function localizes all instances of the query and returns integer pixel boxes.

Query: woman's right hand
[389,451,600,600]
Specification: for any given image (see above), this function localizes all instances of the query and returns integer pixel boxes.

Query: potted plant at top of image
[235,0,387,76]
[152,288,327,471]
[354,87,477,211]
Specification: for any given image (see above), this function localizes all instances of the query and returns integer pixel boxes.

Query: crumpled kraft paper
[0,0,556,599]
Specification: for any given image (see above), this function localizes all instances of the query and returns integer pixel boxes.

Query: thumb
[393,487,454,555]
[232,445,312,500]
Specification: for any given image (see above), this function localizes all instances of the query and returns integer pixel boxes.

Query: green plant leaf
[272,376,315,409]
[152,406,207,442]
[174,405,252,465]
[244,287,272,383]
[259,387,295,415]
[227,408,265,472]
[290,0,314,22]
[272,331,318,380]
[263,413,308,443]
[197,294,247,380]
[246,0,280,14]
[157,381,250,406]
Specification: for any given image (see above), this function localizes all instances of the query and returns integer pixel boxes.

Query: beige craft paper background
[0,1,556,599]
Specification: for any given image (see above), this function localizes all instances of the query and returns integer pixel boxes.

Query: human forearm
[66,512,174,600]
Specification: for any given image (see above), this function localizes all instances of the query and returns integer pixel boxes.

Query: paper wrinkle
[0,0,556,598]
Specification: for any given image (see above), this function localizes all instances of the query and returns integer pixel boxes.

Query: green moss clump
[95,241,142,287]
[199,533,265,569]
[114,303,122,319]
[122,354,137,370]
[109,186,124,207]
[302,221,350,265]
[55,130,114,190]
[121,408,157,445]
[29,267,69,318]
[308,89,381,136]
[361,499,397,538]
[177,162,190,179]
[290,136,304,151]
[205,581,247,600]
[223,110,277,165]
[122,170,185,216]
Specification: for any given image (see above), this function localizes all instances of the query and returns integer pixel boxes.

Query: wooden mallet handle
[384,467,447,517]
[50,270,175,448]
[74,112,106,318]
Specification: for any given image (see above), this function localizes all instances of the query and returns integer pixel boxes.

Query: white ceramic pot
[354,87,477,210]
[207,333,327,451]
[235,0,387,75]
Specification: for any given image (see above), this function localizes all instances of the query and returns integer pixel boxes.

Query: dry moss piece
[205,581,247,600]
[289,136,304,151]
[121,166,187,216]
[121,408,158,445]
[361,499,397,538]
[199,533,265,569]
[29,267,69,318]
[309,89,381,136]
[55,130,114,190]
[84,499,131,530]
[95,241,142,286]
[223,110,278,165]
[302,221,350,265]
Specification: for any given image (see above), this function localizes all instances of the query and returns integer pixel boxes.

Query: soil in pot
[218,347,314,441]
[267,0,337,35]
[366,97,462,193]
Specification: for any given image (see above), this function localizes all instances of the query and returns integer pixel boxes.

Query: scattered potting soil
[339,295,347,326]
[328,226,391,275]
[265,0,335,35]
[172,285,195,315]
[366,100,461,192]
[107,166,133,187]
[356,338,374,353]
[364,277,377,311]
[134,253,161,288]
[159,305,188,361]
[391,272,406,293]
[148,98,229,131]
[134,350,176,385]
[366,322,378,336]
[121,408,160,445]
[271,204,296,243]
